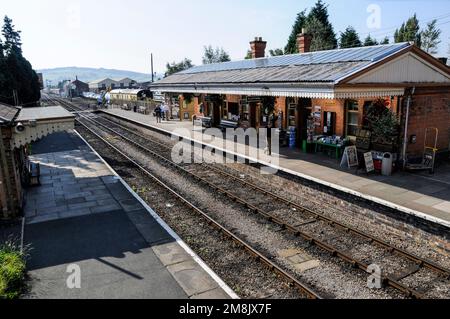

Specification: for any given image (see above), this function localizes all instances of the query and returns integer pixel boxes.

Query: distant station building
[70,77,89,97]
[151,35,450,161]
[89,78,138,93]
[0,103,75,219]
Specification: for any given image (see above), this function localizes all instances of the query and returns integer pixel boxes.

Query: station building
[0,103,75,219]
[151,35,450,161]
[89,78,138,93]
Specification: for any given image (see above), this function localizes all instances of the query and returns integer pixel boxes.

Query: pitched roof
[154,43,412,86]
[0,103,20,125]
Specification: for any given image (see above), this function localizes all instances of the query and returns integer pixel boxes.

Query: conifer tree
[394,14,421,47]
[339,27,362,48]
[364,35,379,46]
[284,10,307,54]
[421,19,441,54]
[305,0,338,51]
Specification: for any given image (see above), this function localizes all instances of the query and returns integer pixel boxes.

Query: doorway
[250,103,257,128]
[299,98,312,141]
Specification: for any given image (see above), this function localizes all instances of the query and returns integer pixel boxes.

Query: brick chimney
[250,37,267,59]
[297,29,312,53]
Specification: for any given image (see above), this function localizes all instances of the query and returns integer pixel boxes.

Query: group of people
[154,103,170,123]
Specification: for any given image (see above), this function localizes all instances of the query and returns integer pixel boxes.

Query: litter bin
[382,152,393,176]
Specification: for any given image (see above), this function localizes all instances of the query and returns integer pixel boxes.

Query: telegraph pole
[151,53,154,83]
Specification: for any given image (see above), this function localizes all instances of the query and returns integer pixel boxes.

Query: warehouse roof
[0,103,20,125]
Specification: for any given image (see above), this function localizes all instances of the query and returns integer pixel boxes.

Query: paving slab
[24,130,234,299]
[167,260,221,298]
[25,212,187,299]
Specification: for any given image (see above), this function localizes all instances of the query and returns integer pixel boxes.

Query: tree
[304,17,330,52]
[269,48,284,56]
[339,26,361,48]
[421,20,441,54]
[2,16,21,55]
[165,58,193,77]
[380,37,390,45]
[244,50,252,60]
[0,16,40,106]
[394,14,421,47]
[284,10,307,54]
[202,45,230,64]
[364,35,378,46]
[305,0,338,51]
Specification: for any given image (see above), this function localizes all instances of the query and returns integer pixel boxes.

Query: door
[299,98,312,142]
[250,103,257,128]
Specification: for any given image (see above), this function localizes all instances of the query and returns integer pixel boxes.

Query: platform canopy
[11,106,75,148]
[151,43,450,99]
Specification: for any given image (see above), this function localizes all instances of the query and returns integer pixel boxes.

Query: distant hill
[37,67,163,85]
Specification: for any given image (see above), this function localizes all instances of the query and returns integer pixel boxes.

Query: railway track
[48,96,322,299]
[59,98,450,299]
[77,113,321,299]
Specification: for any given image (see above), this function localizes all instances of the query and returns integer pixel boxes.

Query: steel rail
[62,99,449,299]
[76,113,431,299]
[76,118,322,300]
[97,113,450,281]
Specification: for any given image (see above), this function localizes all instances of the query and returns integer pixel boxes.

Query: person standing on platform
[154,105,162,123]
[266,112,278,156]
[163,103,170,122]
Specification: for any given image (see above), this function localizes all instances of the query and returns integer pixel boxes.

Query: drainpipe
[402,87,415,169]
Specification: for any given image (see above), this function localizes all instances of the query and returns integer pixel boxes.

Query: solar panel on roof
[179,43,410,75]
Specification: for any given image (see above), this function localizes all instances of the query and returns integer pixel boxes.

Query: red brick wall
[0,127,22,218]
[404,90,450,155]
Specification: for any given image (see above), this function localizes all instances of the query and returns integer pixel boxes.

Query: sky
[1,0,449,74]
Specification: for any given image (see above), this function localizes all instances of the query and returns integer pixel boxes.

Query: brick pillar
[297,30,312,53]
[250,37,267,59]
[0,127,21,219]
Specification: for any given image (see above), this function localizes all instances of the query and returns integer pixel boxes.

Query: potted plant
[366,99,400,153]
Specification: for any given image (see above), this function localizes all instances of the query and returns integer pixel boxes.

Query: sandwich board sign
[341,146,359,169]
[364,152,375,173]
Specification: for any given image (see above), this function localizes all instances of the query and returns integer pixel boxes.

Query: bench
[219,120,239,132]
[194,116,212,128]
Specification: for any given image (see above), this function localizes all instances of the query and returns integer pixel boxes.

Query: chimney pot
[250,37,267,59]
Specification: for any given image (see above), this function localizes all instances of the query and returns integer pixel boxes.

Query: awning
[154,85,405,99]
[11,106,75,148]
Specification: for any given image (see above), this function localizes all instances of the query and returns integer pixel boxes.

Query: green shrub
[0,242,27,299]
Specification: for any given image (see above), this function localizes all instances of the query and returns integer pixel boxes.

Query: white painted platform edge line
[73,129,239,300]
[103,110,450,230]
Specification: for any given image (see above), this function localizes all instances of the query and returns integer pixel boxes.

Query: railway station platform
[101,108,450,229]
[22,130,235,299]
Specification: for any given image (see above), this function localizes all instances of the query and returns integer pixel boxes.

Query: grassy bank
[0,242,26,299]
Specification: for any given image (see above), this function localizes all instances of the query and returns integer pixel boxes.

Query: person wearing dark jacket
[154,105,162,123]
[266,113,278,156]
